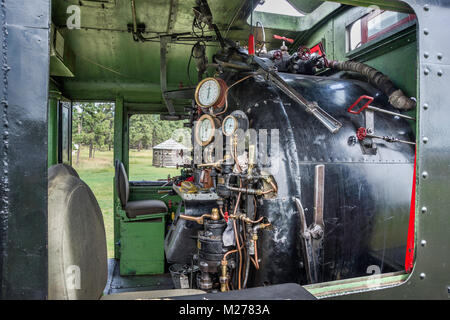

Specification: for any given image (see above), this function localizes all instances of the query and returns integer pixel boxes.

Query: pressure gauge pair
[194,111,249,147]
[194,77,249,147]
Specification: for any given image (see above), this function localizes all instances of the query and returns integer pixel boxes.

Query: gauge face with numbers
[195,78,223,108]
[195,114,216,146]
[222,115,238,136]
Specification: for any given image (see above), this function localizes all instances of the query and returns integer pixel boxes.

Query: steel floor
[103,258,175,295]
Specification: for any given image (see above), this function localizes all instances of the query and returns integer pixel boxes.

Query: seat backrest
[48,164,107,300]
[115,160,129,208]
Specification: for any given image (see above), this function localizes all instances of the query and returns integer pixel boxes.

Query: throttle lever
[251,56,343,134]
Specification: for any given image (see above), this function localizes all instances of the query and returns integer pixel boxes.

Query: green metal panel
[119,215,166,276]
[113,97,124,259]
[47,91,60,167]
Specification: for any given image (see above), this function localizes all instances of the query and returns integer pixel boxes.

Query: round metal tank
[222,72,415,285]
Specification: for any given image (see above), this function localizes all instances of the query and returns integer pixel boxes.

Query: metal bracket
[160,36,176,115]
[294,164,325,284]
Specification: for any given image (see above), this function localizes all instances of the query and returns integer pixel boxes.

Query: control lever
[272,35,294,43]
[357,127,416,145]
[349,95,416,146]
[251,56,343,134]
[294,164,325,284]
[348,95,416,121]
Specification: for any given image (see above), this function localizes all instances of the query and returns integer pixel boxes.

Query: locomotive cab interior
[46,0,419,300]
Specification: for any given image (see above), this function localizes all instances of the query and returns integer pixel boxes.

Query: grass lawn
[73,147,180,258]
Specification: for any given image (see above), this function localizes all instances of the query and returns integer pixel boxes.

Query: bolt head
[422,172,428,179]
[421,240,427,247]
[423,137,429,143]
[421,207,428,214]
[420,273,426,280]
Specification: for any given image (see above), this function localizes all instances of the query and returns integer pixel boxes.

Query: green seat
[115,161,168,218]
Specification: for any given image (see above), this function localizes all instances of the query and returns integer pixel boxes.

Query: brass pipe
[220,260,229,292]
[229,214,264,224]
[179,208,220,225]
[221,249,239,292]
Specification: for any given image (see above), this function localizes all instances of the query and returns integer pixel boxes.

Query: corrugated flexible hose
[329,60,416,111]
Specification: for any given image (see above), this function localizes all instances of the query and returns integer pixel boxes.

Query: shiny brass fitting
[252,233,258,241]
[211,208,220,221]
[220,260,228,292]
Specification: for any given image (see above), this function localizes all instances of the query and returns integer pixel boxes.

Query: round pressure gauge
[195,77,228,109]
[222,115,238,136]
[222,110,249,138]
[195,114,216,146]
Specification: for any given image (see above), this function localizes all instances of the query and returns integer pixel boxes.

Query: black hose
[329,60,416,111]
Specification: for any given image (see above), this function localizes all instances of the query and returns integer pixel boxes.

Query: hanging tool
[294,164,325,284]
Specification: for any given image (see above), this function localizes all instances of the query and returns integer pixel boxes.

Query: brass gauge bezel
[194,77,227,109]
[195,114,216,146]
[222,115,238,136]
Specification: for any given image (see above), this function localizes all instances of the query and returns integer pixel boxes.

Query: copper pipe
[233,219,242,290]
[215,75,254,117]
[253,240,260,270]
[219,206,225,219]
[222,249,238,262]
[233,179,243,290]
[268,179,278,193]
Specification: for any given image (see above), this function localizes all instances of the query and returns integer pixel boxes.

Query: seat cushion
[48,164,107,300]
[48,163,80,181]
[125,200,168,218]
[116,162,129,208]
[101,289,205,300]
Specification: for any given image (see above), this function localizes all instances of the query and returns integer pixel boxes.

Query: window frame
[361,10,416,44]
[57,100,72,165]
[346,9,416,53]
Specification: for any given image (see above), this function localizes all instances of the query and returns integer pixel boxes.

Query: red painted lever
[348,95,374,114]
[273,35,294,44]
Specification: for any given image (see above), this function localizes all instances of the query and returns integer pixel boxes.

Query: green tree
[72,103,114,161]
[129,114,187,151]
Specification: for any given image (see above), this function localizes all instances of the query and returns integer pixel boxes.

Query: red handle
[273,35,294,44]
[248,34,255,55]
[348,95,374,114]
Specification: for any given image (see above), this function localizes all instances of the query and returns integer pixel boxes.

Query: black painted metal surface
[165,200,218,264]
[222,72,415,286]
[0,0,50,299]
